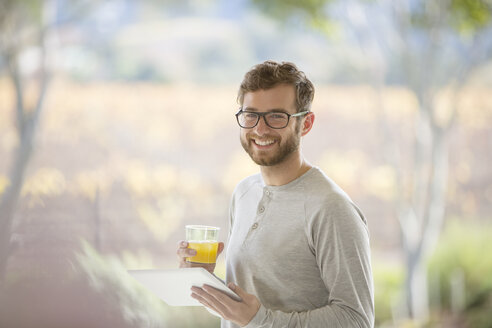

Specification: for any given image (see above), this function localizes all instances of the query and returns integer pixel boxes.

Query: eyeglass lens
[238,112,289,128]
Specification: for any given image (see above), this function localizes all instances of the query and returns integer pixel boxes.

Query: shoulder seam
[234,174,261,202]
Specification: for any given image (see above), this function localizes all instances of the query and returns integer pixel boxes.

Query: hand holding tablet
[128,267,241,307]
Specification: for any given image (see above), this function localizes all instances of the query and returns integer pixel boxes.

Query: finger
[177,251,193,267]
[184,262,215,273]
[202,284,238,308]
[192,286,230,315]
[217,242,225,256]
[228,283,251,300]
[179,262,190,268]
[191,291,222,315]
[226,282,250,304]
[176,247,197,259]
[228,282,243,295]
[177,252,186,266]
[176,240,187,258]
[176,240,198,257]
[177,242,197,267]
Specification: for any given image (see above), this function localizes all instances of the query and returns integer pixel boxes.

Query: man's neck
[260,151,312,186]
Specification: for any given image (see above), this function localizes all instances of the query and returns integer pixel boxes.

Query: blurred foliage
[76,240,220,328]
[251,0,337,35]
[0,0,43,26]
[252,0,492,37]
[374,220,492,327]
[252,0,330,19]
[21,167,66,197]
[408,0,492,36]
[373,261,404,326]
[0,0,97,42]
[0,175,9,194]
[76,240,170,326]
[428,220,492,327]
[450,0,492,34]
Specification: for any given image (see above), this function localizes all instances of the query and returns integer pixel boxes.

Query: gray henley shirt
[222,167,374,328]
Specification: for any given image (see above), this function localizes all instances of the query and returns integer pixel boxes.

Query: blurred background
[0,0,491,327]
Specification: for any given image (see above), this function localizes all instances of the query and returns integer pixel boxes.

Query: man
[177,60,374,327]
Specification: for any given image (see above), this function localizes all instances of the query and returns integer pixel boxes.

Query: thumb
[217,242,225,256]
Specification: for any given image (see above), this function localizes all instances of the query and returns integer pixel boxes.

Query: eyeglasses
[235,109,310,129]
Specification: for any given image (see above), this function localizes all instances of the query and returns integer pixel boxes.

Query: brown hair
[237,60,315,113]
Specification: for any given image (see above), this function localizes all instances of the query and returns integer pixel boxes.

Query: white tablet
[128,267,242,307]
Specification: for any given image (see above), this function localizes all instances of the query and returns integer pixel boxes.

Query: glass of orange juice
[185,225,220,264]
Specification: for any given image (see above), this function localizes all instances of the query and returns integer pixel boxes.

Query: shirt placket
[241,187,272,247]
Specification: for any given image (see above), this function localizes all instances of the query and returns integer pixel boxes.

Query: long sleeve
[243,194,374,328]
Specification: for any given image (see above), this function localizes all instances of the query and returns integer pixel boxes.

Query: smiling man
[178,61,374,327]
[238,84,309,168]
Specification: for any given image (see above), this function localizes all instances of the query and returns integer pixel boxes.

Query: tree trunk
[0,50,48,282]
[400,92,451,322]
[406,251,430,322]
[0,112,38,281]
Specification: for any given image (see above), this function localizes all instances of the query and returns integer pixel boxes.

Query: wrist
[242,303,264,328]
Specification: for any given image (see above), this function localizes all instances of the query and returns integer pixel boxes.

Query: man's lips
[250,137,278,149]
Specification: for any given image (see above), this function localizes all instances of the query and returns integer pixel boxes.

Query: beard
[240,124,301,167]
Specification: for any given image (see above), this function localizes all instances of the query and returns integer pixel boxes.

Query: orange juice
[187,240,219,264]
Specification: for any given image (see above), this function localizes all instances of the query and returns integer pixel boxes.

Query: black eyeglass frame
[235,109,310,129]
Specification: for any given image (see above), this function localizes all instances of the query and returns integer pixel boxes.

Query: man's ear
[301,112,315,136]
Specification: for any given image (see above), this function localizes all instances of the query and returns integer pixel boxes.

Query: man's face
[239,84,302,167]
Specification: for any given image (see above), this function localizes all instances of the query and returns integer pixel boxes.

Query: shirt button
[258,206,265,213]
[252,223,258,229]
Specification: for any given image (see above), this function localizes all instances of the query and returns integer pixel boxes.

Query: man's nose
[254,116,270,135]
